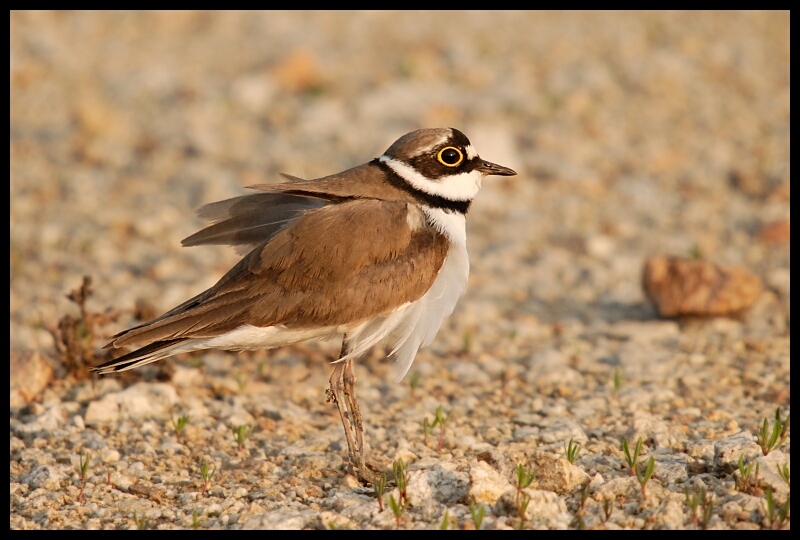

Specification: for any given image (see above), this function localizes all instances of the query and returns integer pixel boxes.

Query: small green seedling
[393,459,408,507]
[375,473,387,512]
[518,490,532,524]
[439,510,451,530]
[232,424,253,451]
[764,487,790,530]
[515,463,536,510]
[579,483,590,512]
[685,486,701,529]
[612,366,622,395]
[635,456,655,500]
[431,406,451,452]
[422,417,432,447]
[756,408,789,456]
[77,451,91,503]
[622,437,644,477]
[565,438,581,464]
[777,462,790,487]
[171,414,188,440]
[469,501,486,530]
[133,510,150,530]
[191,508,203,529]
[462,331,473,354]
[699,488,714,530]
[603,498,613,523]
[236,373,248,393]
[736,454,759,495]
[200,462,217,494]
[409,371,421,395]
[387,494,405,530]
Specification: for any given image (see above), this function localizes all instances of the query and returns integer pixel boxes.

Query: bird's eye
[437,147,463,167]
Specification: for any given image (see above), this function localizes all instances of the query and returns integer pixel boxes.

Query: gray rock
[652,454,689,485]
[527,451,591,495]
[21,464,65,490]
[627,411,681,449]
[714,431,761,471]
[754,451,790,497]
[468,460,512,505]
[404,461,469,506]
[493,488,570,528]
[243,509,309,529]
[84,382,178,424]
[527,348,584,387]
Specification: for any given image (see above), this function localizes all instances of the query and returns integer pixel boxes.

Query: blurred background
[10,11,789,367]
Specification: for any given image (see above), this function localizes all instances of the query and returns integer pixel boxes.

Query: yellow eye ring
[437,146,463,167]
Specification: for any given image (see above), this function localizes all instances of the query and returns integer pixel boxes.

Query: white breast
[343,206,470,381]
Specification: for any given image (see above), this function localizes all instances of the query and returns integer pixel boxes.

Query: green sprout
[236,373,248,393]
[579,483,591,513]
[764,488,790,530]
[469,501,486,530]
[375,473,387,512]
[200,462,217,494]
[565,438,581,464]
[462,331,473,354]
[409,371,421,395]
[684,486,701,529]
[622,437,643,477]
[191,508,203,529]
[736,454,759,495]
[603,498,613,523]
[515,463,536,511]
[689,244,703,260]
[171,414,188,440]
[756,408,789,456]
[77,451,91,503]
[431,406,451,452]
[422,417,432,447]
[133,510,151,530]
[232,424,253,451]
[518,490,532,524]
[438,510,451,530]
[612,366,622,395]
[393,459,408,507]
[635,456,656,500]
[777,462,790,487]
[699,488,714,530]
[387,493,405,530]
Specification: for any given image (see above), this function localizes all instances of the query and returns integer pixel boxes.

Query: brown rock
[643,257,762,317]
[758,220,790,245]
[10,352,53,409]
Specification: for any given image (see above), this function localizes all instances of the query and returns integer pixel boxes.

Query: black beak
[476,159,517,176]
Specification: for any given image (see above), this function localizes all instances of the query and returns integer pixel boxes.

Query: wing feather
[108,199,448,350]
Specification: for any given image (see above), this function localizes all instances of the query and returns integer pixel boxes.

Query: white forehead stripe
[379,155,482,202]
[465,144,478,159]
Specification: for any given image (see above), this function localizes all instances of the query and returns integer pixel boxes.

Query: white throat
[379,155,483,202]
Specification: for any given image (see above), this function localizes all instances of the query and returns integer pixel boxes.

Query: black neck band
[374,159,471,214]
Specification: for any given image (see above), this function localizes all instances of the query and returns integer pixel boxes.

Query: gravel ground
[10,11,790,530]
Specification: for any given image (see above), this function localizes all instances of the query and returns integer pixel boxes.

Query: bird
[92,127,516,483]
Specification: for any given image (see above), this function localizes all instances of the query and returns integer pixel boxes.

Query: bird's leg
[328,335,380,485]
[328,353,359,470]
[342,358,363,456]
[342,357,383,484]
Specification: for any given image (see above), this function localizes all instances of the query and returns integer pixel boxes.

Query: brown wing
[109,199,448,349]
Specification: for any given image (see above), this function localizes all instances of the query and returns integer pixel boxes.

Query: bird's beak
[476,160,517,176]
